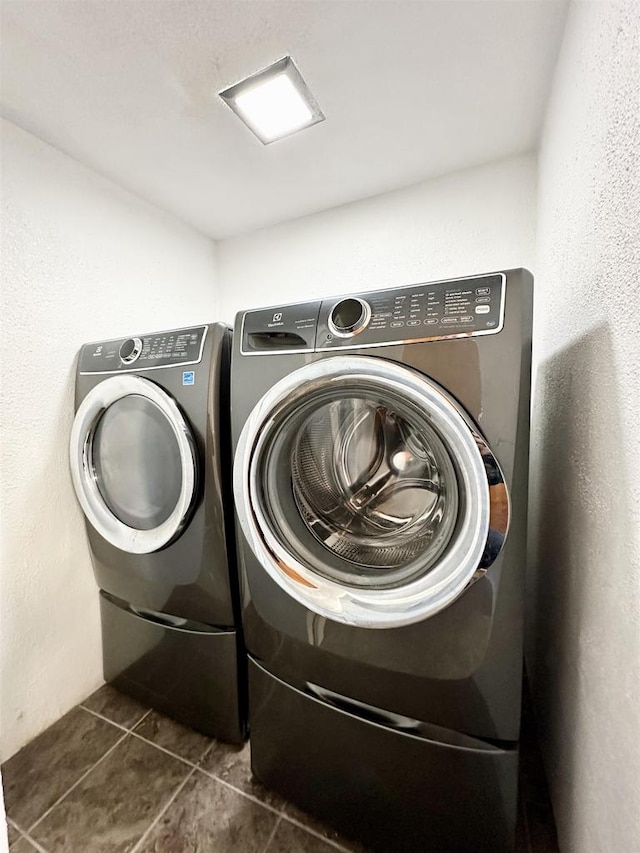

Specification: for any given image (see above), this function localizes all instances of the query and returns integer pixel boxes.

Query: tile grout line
[80,727,299,838]
[74,710,282,822]
[201,737,218,755]
[75,707,293,825]
[129,766,197,853]
[13,827,49,853]
[198,759,355,851]
[25,729,130,836]
[151,739,353,852]
[277,812,355,853]
[135,708,153,725]
[79,704,151,731]
[20,702,352,853]
[79,705,290,822]
[79,706,207,772]
[6,819,29,852]
[8,834,45,853]
[116,728,347,848]
[6,817,21,838]
[196,737,219,763]
[197,768,285,818]
[261,814,283,853]
[73,718,287,823]
[127,731,202,769]
[79,705,148,732]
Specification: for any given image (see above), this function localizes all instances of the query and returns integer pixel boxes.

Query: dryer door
[70,375,198,554]
[234,356,508,628]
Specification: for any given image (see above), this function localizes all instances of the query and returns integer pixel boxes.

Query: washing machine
[70,323,245,742]
[231,269,532,851]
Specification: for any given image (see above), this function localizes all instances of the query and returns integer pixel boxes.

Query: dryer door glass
[234,356,508,627]
[70,375,198,554]
[92,395,183,530]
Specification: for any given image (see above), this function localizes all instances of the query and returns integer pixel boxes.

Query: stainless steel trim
[70,375,198,554]
[238,273,505,356]
[79,357,203,376]
[79,325,208,375]
[327,297,372,339]
[469,429,510,580]
[233,356,509,628]
[81,324,209,350]
[119,337,143,364]
[239,325,501,356]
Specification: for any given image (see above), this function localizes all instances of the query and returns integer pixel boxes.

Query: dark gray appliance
[70,323,245,742]
[231,270,533,850]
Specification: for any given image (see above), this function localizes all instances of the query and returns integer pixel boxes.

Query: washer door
[70,375,198,554]
[234,356,509,628]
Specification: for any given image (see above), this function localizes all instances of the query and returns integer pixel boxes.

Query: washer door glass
[92,395,183,530]
[234,356,508,627]
[70,375,198,554]
[263,393,459,589]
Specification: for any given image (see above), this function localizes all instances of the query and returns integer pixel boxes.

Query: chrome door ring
[70,375,197,554]
[234,356,509,628]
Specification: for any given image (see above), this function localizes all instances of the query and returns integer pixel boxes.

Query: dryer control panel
[79,325,208,373]
[239,273,504,355]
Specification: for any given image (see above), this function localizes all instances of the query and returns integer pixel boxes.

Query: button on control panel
[79,326,207,373]
[316,274,504,349]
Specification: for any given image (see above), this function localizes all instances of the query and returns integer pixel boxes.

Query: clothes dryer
[71,323,245,742]
[231,270,532,850]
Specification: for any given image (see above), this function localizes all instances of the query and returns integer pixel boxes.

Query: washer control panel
[239,273,505,355]
[79,325,207,373]
[316,273,504,350]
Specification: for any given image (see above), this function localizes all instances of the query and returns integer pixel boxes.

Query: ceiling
[1,1,567,239]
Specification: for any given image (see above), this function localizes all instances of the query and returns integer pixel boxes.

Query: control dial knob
[119,337,143,364]
[328,297,371,338]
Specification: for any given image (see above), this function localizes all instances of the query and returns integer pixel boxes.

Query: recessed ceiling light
[219,56,324,145]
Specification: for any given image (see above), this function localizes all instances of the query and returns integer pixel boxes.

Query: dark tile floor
[3,683,559,853]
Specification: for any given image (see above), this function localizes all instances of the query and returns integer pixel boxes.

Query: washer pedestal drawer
[249,656,518,853]
[100,590,245,743]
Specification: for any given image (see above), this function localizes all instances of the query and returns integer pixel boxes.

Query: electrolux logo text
[268,311,284,328]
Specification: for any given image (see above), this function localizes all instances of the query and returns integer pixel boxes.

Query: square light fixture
[219,56,324,145]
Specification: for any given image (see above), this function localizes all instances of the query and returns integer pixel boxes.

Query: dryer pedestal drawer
[100,591,245,743]
[249,657,518,853]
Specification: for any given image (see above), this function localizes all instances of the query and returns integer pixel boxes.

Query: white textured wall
[218,154,536,321]
[528,3,640,852]
[0,119,219,761]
